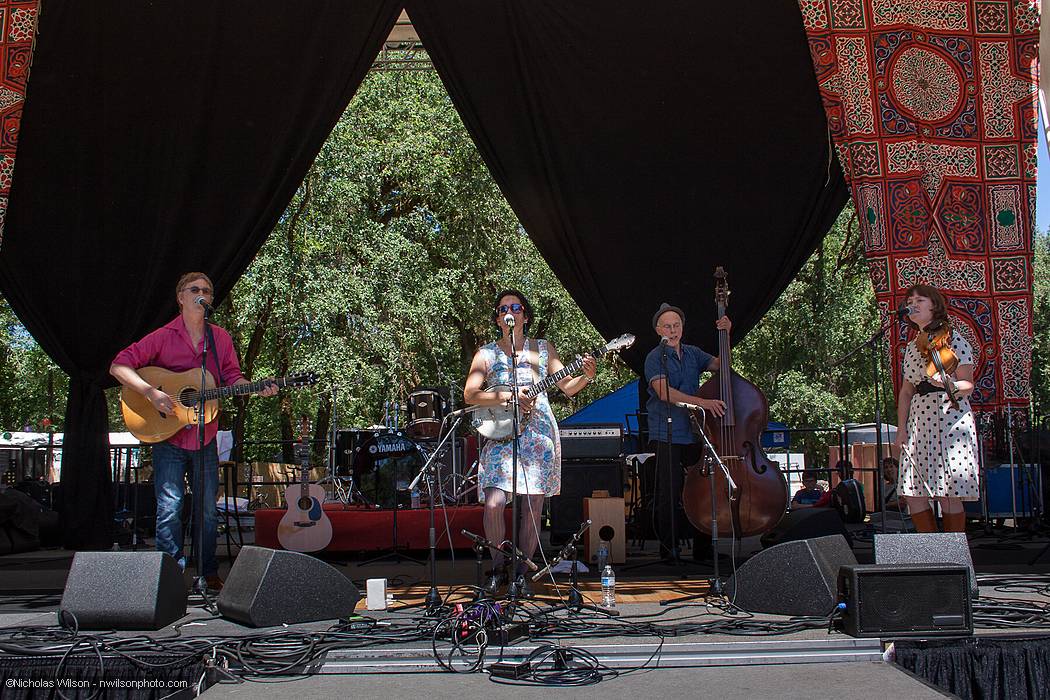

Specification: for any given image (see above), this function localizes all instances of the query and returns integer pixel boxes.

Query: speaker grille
[839,564,972,637]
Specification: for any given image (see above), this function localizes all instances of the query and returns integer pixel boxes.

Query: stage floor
[3,525,1050,697]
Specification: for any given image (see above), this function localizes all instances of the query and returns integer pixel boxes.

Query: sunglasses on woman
[497,303,524,314]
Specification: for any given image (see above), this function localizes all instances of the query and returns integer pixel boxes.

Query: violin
[916,322,961,410]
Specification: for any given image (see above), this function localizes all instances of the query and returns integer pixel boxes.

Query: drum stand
[315,386,358,505]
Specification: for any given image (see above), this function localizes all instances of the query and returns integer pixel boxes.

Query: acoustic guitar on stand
[278,417,333,553]
[120,367,317,443]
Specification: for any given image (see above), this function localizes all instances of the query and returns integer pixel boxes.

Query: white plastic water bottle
[596,540,610,571]
[601,564,616,608]
[410,487,421,509]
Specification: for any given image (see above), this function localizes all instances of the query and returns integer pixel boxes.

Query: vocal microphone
[532,519,591,581]
[504,313,516,327]
[195,296,215,313]
[660,336,671,346]
[897,302,914,319]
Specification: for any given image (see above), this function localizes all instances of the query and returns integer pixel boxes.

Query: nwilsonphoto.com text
[7,677,191,690]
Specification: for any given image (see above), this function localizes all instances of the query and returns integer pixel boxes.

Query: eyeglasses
[183,285,213,296]
[497,303,524,314]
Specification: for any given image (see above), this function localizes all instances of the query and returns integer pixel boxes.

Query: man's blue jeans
[151,440,219,576]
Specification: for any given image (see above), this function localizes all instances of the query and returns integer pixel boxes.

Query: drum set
[326,387,478,510]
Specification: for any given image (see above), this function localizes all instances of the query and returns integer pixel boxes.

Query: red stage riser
[254,504,512,552]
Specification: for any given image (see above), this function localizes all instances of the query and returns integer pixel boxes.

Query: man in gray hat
[645,302,730,562]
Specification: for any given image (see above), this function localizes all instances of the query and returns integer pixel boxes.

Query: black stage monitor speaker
[60,551,187,630]
[760,508,852,548]
[218,546,360,627]
[837,563,973,638]
[874,532,977,596]
[549,458,624,541]
[727,535,857,616]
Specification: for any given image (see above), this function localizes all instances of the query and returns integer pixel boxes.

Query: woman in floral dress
[463,290,596,593]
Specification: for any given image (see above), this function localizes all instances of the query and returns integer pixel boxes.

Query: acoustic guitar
[472,334,635,440]
[277,418,333,553]
[120,366,317,443]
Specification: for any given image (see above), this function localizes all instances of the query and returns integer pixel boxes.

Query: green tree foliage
[1,58,1047,464]
[734,204,894,464]
[0,299,66,431]
[1031,227,1050,414]
[214,66,633,461]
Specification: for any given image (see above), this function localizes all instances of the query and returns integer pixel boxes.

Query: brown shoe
[205,575,224,592]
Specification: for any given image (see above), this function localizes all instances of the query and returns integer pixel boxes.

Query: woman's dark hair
[903,283,950,332]
[491,289,533,333]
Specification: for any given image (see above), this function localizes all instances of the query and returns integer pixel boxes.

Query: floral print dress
[478,338,561,496]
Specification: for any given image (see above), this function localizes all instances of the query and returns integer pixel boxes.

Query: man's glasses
[183,285,213,296]
[497,303,524,314]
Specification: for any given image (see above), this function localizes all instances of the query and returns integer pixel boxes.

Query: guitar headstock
[714,266,730,318]
[286,372,319,388]
[602,333,636,354]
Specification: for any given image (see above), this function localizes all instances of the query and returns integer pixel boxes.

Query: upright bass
[682,267,788,537]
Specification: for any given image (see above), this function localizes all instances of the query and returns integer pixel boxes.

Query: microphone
[444,404,496,420]
[195,296,215,313]
[675,400,704,411]
[533,519,591,581]
[897,302,914,319]
[660,336,670,345]
[460,529,537,571]
[503,313,516,327]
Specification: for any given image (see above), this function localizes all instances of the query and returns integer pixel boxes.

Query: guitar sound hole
[178,388,197,408]
[298,497,313,510]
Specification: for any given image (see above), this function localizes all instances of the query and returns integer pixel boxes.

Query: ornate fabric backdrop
[800,0,1040,412]
[0,0,35,245]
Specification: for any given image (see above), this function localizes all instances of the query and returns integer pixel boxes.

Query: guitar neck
[202,376,283,402]
[525,347,605,398]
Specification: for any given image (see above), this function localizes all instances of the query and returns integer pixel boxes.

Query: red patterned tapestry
[0,0,35,247]
[800,0,1040,412]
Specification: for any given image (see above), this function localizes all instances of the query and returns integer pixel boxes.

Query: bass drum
[407,389,447,440]
[353,431,423,509]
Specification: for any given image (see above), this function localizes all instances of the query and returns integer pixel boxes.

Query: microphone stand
[662,408,737,605]
[193,307,215,602]
[534,519,620,616]
[506,318,524,603]
[831,313,895,533]
[406,410,467,613]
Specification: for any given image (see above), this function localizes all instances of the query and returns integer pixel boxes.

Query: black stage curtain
[0,1,402,549]
[408,0,849,370]
[894,635,1050,700]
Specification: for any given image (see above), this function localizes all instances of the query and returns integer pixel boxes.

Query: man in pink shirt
[111,272,276,591]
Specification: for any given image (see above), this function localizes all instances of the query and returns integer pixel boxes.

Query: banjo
[472,333,635,440]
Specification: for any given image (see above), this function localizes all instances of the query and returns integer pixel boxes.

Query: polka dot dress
[899,332,980,501]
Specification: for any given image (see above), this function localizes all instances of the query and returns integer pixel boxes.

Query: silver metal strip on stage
[313,637,885,673]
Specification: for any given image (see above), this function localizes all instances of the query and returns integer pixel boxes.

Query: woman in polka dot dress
[892,284,980,533]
